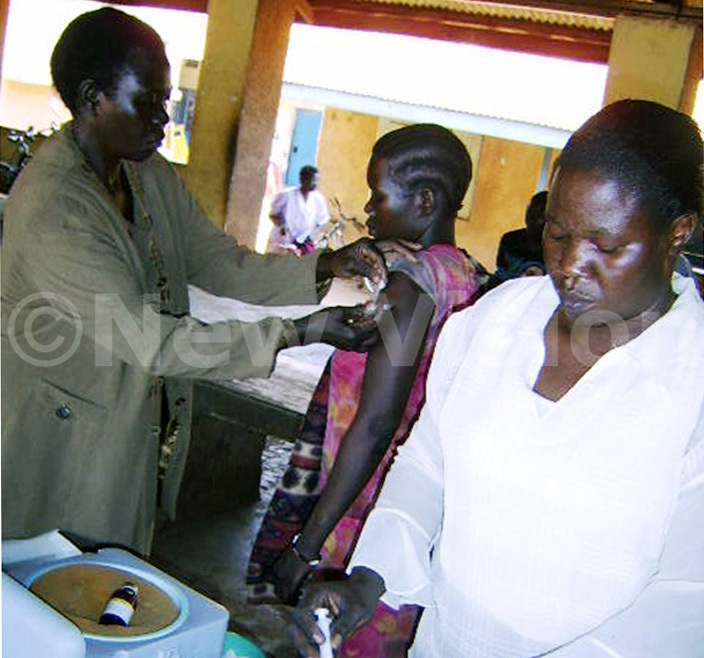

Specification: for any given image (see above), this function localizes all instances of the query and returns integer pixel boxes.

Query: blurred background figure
[267,165,330,255]
[494,189,548,282]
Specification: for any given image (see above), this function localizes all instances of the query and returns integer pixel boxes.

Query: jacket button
[56,403,72,420]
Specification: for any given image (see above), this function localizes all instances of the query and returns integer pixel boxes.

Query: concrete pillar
[224,0,299,245]
[603,15,700,113]
[183,0,259,229]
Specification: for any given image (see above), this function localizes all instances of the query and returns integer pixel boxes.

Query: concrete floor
[151,436,298,658]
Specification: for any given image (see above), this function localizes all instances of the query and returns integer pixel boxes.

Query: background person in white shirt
[268,165,330,255]
[289,99,704,658]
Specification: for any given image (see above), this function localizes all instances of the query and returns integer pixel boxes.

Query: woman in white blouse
[289,99,704,658]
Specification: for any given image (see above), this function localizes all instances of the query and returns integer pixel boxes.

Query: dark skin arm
[273,271,435,602]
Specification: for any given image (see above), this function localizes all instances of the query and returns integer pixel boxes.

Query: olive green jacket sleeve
[5,140,320,382]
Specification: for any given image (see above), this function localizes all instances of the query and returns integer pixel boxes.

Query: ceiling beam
[455,0,702,23]
[295,0,316,23]
[86,0,700,66]
[305,0,613,63]
[83,0,703,24]
[88,0,208,12]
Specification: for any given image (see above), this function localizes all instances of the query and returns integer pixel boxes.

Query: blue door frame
[285,109,323,186]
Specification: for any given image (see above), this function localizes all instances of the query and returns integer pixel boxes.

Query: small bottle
[99,582,139,626]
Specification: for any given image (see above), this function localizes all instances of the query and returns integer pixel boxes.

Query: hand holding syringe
[290,570,386,658]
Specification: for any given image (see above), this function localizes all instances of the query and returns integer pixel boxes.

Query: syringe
[314,607,334,658]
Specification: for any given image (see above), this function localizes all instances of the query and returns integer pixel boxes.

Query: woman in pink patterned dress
[247,124,489,656]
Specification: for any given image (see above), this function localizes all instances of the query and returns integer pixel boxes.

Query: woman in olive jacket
[1,8,393,555]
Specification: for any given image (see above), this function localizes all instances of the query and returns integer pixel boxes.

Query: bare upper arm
[351,271,435,439]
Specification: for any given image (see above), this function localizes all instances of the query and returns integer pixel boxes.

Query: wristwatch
[290,533,321,569]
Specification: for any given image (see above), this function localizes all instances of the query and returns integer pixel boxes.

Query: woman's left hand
[316,238,421,289]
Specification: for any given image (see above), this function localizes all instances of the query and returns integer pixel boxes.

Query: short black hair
[51,7,168,116]
[371,123,472,217]
[526,190,548,224]
[556,99,703,233]
[299,165,319,184]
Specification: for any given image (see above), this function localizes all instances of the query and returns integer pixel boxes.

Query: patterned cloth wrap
[246,245,488,657]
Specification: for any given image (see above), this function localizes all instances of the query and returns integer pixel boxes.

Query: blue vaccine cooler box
[2,531,229,658]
